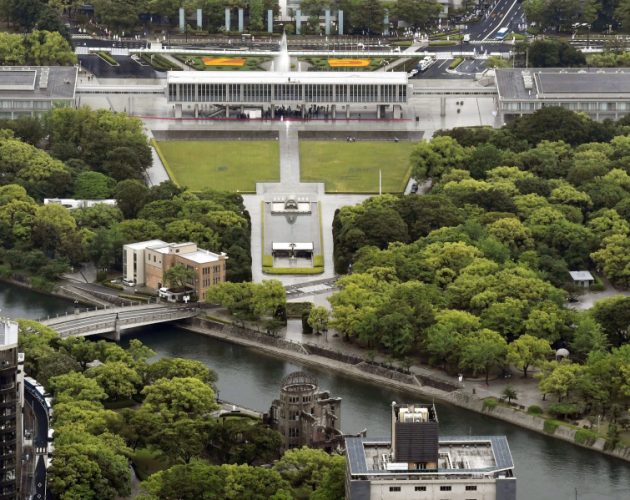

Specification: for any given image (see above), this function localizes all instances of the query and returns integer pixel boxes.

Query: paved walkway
[144,129,170,186]
[379,41,423,72]
[278,124,300,188]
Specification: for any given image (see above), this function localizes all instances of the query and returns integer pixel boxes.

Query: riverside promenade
[179,314,630,464]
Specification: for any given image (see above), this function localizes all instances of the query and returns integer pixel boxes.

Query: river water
[3,282,630,500]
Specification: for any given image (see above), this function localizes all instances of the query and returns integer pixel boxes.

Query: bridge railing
[54,309,197,338]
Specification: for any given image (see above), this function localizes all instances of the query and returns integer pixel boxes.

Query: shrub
[544,419,560,434]
[313,255,324,267]
[527,405,543,416]
[262,255,273,267]
[574,429,598,446]
[548,403,579,419]
[285,302,312,318]
[96,51,119,66]
[449,57,463,70]
[96,270,107,282]
[482,398,498,410]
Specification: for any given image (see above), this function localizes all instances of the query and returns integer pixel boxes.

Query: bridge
[41,304,198,341]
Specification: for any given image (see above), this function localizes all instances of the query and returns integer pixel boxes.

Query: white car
[408,69,418,77]
[122,278,136,287]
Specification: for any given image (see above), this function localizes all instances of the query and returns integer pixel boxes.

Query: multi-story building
[345,403,516,500]
[0,66,76,119]
[0,318,23,499]
[122,240,228,301]
[495,68,630,122]
[267,371,343,452]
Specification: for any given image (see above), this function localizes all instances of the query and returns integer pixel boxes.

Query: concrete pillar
[338,11,344,36]
[346,106,350,119]
[296,10,301,35]
[271,104,275,118]
[175,103,182,118]
[394,104,402,119]
[440,97,446,117]
[268,10,273,33]
[238,8,244,32]
[194,104,199,118]
[179,7,185,33]
[331,104,336,119]
[225,105,230,117]
[325,10,331,36]
[225,8,231,32]
[197,9,202,29]
[377,105,381,119]
[383,11,389,36]
[301,105,305,118]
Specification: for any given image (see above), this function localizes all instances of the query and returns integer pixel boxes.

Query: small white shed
[569,271,595,288]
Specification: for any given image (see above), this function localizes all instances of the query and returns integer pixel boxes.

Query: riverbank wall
[178,316,630,464]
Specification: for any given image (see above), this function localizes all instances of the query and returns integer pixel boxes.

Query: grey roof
[346,435,514,476]
[496,68,630,101]
[0,66,77,100]
[569,270,594,281]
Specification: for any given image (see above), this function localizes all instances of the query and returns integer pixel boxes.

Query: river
[3,282,630,500]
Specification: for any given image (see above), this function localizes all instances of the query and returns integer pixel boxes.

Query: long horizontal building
[496,68,630,122]
[166,71,408,119]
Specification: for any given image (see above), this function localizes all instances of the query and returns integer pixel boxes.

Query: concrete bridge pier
[440,97,446,117]
[103,315,122,342]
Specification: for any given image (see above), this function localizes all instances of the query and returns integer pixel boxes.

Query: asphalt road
[465,0,525,41]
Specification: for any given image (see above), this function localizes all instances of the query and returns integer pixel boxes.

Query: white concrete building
[122,239,168,286]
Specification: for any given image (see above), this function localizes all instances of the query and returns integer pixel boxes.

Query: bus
[495,27,509,40]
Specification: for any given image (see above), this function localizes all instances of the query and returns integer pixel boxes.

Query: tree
[307,306,329,334]
[570,313,609,361]
[146,357,217,385]
[591,296,630,347]
[527,39,585,68]
[25,30,76,65]
[74,171,117,199]
[410,136,469,181]
[251,280,286,319]
[141,462,292,500]
[86,361,142,400]
[392,0,441,30]
[507,334,552,378]
[164,263,195,291]
[502,386,518,404]
[114,179,149,218]
[249,0,264,31]
[274,447,345,500]
[459,329,507,385]
[48,433,131,499]
[141,376,219,420]
[49,372,107,403]
[538,361,583,401]
[591,234,630,288]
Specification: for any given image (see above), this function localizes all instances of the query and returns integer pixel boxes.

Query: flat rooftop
[496,68,630,100]
[167,70,408,85]
[346,436,514,476]
[0,66,77,99]
[182,249,224,264]
[124,239,168,250]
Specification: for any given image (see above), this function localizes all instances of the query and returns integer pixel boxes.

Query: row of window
[168,83,407,103]
[0,100,53,109]
[502,100,630,113]
[389,485,478,492]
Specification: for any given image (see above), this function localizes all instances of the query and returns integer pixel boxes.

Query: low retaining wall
[152,129,279,141]
[299,130,423,141]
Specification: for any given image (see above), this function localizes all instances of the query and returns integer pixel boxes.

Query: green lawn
[156,140,279,192]
[299,141,415,193]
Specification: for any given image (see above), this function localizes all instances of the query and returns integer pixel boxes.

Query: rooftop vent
[521,71,533,90]
[39,67,49,89]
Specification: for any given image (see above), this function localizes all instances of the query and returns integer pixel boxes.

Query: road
[465,0,525,41]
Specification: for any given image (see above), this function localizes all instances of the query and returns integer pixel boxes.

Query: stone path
[278,124,300,188]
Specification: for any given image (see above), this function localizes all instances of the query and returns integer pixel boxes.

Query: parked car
[410,182,419,193]
[122,278,136,287]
